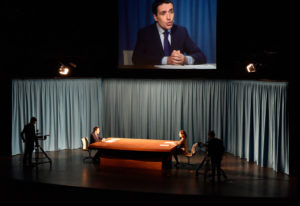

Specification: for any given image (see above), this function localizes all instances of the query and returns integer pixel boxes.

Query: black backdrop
[1,0,293,79]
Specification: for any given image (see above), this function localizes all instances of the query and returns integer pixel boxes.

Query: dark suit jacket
[90,133,102,144]
[21,123,36,142]
[132,23,206,65]
[207,138,225,160]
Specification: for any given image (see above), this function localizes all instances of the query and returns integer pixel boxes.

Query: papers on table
[104,138,121,143]
[160,141,177,147]
[154,64,216,70]
[164,142,177,145]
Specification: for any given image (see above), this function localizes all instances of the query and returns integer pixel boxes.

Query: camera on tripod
[34,135,50,140]
[197,141,208,152]
[33,133,52,167]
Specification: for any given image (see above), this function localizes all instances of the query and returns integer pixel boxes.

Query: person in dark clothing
[21,117,37,166]
[207,130,225,182]
[132,0,206,65]
[90,126,103,162]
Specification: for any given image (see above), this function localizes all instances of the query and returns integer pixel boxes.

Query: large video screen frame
[118,0,217,70]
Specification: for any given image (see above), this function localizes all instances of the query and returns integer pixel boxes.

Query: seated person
[173,129,188,166]
[132,0,206,65]
[90,126,103,162]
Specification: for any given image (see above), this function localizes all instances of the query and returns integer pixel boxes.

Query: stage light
[58,64,70,76]
[58,61,77,76]
[246,63,256,73]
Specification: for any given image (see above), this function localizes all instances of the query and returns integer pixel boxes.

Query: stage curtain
[102,78,228,145]
[118,0,217,64]
[11,79,103,155]
[101,79,288,174]
[227,81,289,174]
[11,78,289,174]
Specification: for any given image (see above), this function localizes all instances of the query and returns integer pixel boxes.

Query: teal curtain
[11,78,289,174]
[227,81,289,173]
[102,79,228,145]
[11,79,103,155]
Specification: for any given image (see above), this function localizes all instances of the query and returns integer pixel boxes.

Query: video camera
[34,135,50,140]
[198,141,208,148]
[197,141,209,152]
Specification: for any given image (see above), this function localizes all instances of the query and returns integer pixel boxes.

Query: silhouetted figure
[207,131,225,182]
[90,126,103,162]
[173,130,188,167]
[21,117,37,166]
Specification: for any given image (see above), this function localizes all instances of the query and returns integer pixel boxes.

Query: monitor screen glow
[118,0,217,70]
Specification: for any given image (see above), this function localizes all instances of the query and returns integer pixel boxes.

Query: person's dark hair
[93,126,99,132]
[30,117,37,123]
[152,0,173,15]
[208,130,215,137]
[179,129,187,138]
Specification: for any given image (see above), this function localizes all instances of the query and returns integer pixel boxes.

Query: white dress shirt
[156,23,194,65]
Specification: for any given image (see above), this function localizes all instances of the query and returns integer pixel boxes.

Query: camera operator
[20,117,37,167]
[207,130,225,182]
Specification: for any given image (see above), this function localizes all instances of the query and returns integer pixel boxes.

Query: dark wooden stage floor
[1,149,299,205]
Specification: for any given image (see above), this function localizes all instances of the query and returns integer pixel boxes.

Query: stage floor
[1,149,299,205]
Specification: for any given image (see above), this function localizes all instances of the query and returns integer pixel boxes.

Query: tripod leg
[221,169,227,179]
[35,145,39,166]
[39,146,52,165]
[195,156,206,175]
[204,160,210,181]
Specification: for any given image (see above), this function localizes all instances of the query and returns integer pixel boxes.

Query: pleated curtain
[11,78,289,174]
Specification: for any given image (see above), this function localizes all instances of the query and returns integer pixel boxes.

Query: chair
[81,137,93,161]
[184,142,199,165]
[123,50,134,65]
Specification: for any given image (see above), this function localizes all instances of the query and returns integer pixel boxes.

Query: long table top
[89,137,178,153]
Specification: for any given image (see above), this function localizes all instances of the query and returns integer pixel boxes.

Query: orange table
[89,138,178,170]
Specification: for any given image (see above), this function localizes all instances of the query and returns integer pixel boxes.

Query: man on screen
[132,0,206,65]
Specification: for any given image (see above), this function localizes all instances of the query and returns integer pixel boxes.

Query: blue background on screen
[118,0,217,65]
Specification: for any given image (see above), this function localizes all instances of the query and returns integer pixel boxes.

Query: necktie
[164,30,171,56]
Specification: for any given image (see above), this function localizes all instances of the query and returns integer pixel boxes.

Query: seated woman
[90,126,103,162]
[173,129,188,167]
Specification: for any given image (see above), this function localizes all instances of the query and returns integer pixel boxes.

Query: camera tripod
[34,135,52,168]
[195,153,227,181]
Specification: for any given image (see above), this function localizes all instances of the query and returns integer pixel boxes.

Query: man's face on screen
[153,3,174,30]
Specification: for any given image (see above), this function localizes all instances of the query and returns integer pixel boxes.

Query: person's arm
[165,50,194,65]
[20,128,25,142]
[90,133,97,143]
[207,141,212,157]
[98,134,103,141]
[182,28,206,64]
[185,56,195,65]
[177,137,184,146]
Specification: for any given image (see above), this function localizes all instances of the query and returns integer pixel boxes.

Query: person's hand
[167,50,187,65]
